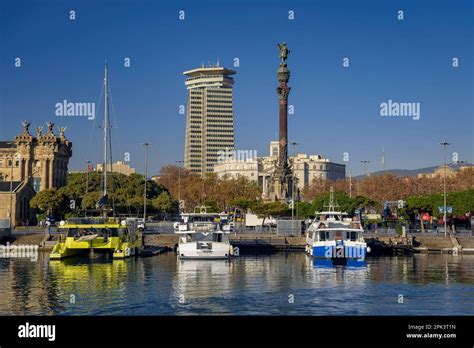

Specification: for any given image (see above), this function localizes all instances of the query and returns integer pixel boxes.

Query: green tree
[152,192,178,214]
[81,191,102,210]
[308,191,375,216]
[30,171,171,217]
[30,188,69,217]
[406,188,474,218]
[252,201,290,225]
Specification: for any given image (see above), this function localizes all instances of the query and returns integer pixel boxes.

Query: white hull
[177,242,231,260]
[306,239,367,259]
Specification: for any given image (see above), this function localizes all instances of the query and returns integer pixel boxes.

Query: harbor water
[0,252,473,315]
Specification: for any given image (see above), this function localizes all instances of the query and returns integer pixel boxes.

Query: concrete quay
[4,230,474,255]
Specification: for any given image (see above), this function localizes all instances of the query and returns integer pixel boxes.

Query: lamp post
[85,160,91,194]
[440,141,451,237]
[143,143,150,221]
[348,169,352,198]
[175,160,184,213]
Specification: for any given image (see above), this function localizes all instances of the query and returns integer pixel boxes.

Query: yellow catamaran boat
[50,217,142,260]
[50,63,143,260]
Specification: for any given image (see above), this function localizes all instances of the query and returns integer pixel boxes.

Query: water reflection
[312,258,367,268]
[0,252,472,315]
[172,259,234,314]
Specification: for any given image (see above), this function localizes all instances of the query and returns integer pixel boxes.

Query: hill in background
[354,163,473,179]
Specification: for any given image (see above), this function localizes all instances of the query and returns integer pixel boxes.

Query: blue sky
[1,0,472,176]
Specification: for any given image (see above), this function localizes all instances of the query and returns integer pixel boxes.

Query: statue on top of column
[277,42,290,65]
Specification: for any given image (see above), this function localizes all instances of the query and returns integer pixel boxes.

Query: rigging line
[108,84,122,160]
[103,75,116,213]
[108,84,127,216]
[108,115,116,215]
[85,82,104,169]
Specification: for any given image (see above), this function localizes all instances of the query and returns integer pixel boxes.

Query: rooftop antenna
[324,187,339,212]
[216,57,220,67]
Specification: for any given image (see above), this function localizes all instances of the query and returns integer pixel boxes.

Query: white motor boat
[174,206,233,260]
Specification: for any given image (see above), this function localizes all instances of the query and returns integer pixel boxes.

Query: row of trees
[405,189,474,219]
[157,166,474,218]
[302,168,474,210]
[157,165,261,212]
[30,172,177,219]
[29,165,473,223]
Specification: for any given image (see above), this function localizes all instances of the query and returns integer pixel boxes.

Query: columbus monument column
[273,42,292,201]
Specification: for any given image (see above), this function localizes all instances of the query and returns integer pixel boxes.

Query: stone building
[0,181,36,226]
[96,161,136,176]
[214,141,345,200]
[417,165,472,179]
[0,121,72,226]
[0,121,72,191]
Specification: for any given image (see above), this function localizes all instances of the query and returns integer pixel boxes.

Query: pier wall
[4,230,474,254]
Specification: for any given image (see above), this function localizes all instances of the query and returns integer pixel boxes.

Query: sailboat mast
[103,63,108,197]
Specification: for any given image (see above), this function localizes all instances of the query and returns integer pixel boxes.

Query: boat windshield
[183,215,217,223]
[319,213,345,221]
[67,227,124,238]
[318,230,361,241]
[187,233,227,243]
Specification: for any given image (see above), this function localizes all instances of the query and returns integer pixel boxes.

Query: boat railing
[66,217,108,225]
[192,222,217,232]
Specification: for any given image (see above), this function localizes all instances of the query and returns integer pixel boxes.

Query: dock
[139,245,168,256]
[229,234,306,251]
[4,230,474,256]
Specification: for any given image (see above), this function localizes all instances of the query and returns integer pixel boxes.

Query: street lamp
[440,141,451,237]
[348,169,353,198]
[361,160,370,177]
[175,160,184,211]
[85,160,91,194]
[143,143,150,221]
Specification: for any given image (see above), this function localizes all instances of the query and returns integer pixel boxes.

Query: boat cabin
[179,231,230,244]
[59,217,132,241]
[310,229,363,242]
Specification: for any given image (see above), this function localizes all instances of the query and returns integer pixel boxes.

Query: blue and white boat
[305,189,369,264]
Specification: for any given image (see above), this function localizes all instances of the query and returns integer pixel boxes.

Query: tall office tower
[183,65,236,175]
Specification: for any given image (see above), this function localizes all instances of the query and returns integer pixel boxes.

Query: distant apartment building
[214,141,346,199]
[417,164,473,179]
[96,161,136,176]
[183,64,236,175]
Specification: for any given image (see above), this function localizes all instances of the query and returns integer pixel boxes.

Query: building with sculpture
[0,121,72,226]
